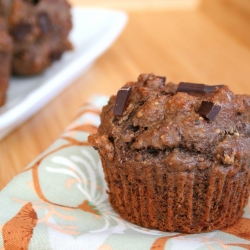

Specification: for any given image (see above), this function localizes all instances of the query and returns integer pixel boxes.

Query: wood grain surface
[68,0,201,11]
[1,0,250,190]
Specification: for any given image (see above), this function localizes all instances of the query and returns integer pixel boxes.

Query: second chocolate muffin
[88,74,250,233]
[0,0,72,75]
[0,17,12,106]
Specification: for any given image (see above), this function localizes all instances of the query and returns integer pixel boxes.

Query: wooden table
[1,0,250,190]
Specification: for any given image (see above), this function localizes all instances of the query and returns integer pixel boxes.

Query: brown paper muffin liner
[101,157,250,233]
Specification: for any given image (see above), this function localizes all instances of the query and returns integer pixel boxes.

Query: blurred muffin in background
[0,0,73,106]
[0,17,13,106]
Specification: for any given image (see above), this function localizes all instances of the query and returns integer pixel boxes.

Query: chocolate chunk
[114,87,132,116]
[23,0,39,4]
[11,23,32,41]
[49,50,63,61]
[177,82,205,93]
[204,85,223,93]
[177,82,223,94]
[15,50,27,60]
[38,12,51,34]
[197,101,221,121]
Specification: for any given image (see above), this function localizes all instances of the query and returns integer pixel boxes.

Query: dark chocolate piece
[197,101,221,120]
[177,82,205,93]
[11,23,32,41]
[23,0,39,4]
[204,85,223,93]
[177,82,223,94]
[49,50,63,61]
[114,87,132,116]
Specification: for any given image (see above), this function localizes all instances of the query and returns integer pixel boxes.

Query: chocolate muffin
[88,73,250,233]
[0,17,13,106]
[0,0,72,75]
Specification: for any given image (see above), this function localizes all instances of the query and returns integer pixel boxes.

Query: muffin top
[88,74,250,172]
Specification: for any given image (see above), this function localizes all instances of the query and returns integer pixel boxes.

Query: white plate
[0,7,128,140]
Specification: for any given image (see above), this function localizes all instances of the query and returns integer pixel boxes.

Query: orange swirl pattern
[2,202,37,250]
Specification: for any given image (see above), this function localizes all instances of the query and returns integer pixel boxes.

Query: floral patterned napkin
[0,95,250,250]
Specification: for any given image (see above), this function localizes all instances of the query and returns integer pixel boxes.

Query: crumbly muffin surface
[92,74,250,172]
[88,74,250,233]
